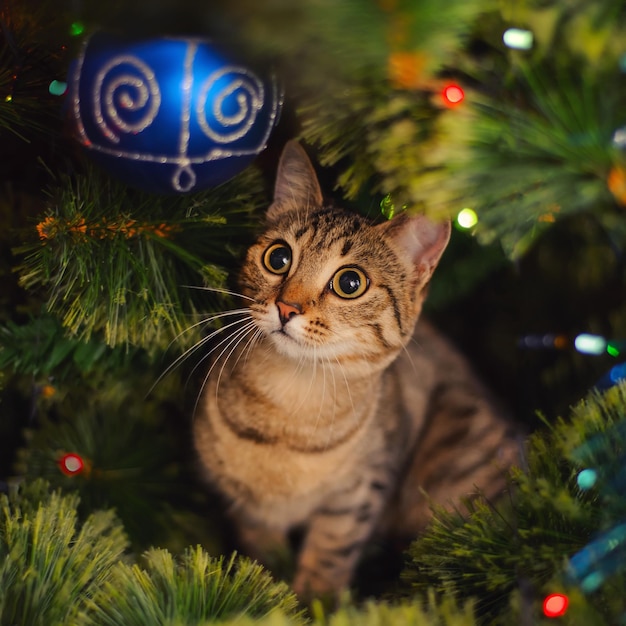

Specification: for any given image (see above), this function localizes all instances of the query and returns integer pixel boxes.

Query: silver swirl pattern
[196,66,264,144]
[93,54,162,144]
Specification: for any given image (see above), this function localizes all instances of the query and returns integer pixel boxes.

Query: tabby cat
[193,141,520,600]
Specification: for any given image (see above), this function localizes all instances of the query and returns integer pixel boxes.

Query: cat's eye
[262,242,292,275]
[330,267,369,299]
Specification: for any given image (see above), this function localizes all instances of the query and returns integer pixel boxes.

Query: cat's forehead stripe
[294,225,309,240]
[292,207,369,254]
[340,239,353,256]
[379,283,404,335]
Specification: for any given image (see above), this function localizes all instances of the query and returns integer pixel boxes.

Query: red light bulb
[58,453,85,476]
[543,593,569,618]
[442,84,465,107]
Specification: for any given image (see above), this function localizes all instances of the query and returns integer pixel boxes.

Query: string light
[519,333,626,357]
[518,334,568,350]
[379,194,407,220]
[69,22,85,37]
[543,593,569,618]
[380,194,396,219]
[503,28,534,50]
[608,363,626,385]
[36,215,177,241]
[48,80,67,96]
[456,208,478,229]
[442,84,464,107]
[568,423,626,601]
[569,523,626,593]
[58,452,85,476]
[577,468,598,490]
[574,333,607,355]
[613,127,626,150]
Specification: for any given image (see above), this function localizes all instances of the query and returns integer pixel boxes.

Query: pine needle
[15,165,267,351]
[402,382,626,624]
[78,547,304,626]
[0,480,128,626]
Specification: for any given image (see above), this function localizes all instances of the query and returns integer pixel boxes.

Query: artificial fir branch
[497,0,626,69]
[205,0,485,82]
[2,1,626,624]
[299,82,452,213]
[1,482,479,626]
[0,314,126,381]
[0,480,128,626]
[0,0,69,139]
[402,382,626,624]
[437,46,626,256]
[198,0,485,218]
[15,165,267,350]
[77,548,304,626]
[317,594,476,626]
[12,354,201,551]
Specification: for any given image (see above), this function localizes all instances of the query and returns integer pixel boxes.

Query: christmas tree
[2,0,626,623]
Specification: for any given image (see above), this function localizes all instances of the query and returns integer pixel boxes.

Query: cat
[192,140,521,601]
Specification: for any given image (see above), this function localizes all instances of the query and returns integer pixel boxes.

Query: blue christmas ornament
[68,33,282,194]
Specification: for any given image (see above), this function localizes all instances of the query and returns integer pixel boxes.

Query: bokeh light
[607,342,621,357]
[442,84,464,107]
[577,468,598,490]
[58,452,85,476]
[503,28,534,50]
[456,208,478,229]
[70,21,85,37]
[543,593,569,618]
[380,193,395,219]
[609,363,626,385]
[574,333,607,355]
[49,80,67,96]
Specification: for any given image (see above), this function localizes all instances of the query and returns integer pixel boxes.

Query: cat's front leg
[235,515,293,577]
[292,472,390,601]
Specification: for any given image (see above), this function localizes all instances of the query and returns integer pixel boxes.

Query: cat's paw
[292,569,346,609]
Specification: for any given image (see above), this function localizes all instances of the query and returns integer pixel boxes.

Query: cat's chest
[219,354,379,447]
[194,357,385,517]
[196,399,382,527]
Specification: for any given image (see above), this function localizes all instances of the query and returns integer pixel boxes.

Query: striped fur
[193,141,520,600]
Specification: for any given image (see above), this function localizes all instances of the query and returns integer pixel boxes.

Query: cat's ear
[267,141,323,221]
[381,213,451,279]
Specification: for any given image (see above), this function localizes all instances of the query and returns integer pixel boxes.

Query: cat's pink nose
[277,300,301,326]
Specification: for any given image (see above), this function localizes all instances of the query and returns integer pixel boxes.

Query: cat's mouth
[273,327,297,342]
[269,326,317,358]
[268,327,305,359]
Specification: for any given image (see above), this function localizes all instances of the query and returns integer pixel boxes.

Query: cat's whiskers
[174,282,259,367]
[270,340,301,405]
[179,312,252,359]
[161,307,252,359]
[220,317,264,375]
[239,326,264,368]
[311,345,336,449]
[149,310,252,396]
[307,343,326,445]
[300,345,324,411]
[402,336,421,375]
[192,318,258,417]
[214,321,263,401]
[182,284,257,303]
[333,354,359,431]
[280,342,317,420]
[211,320,259,400]
[322,353,340,451]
